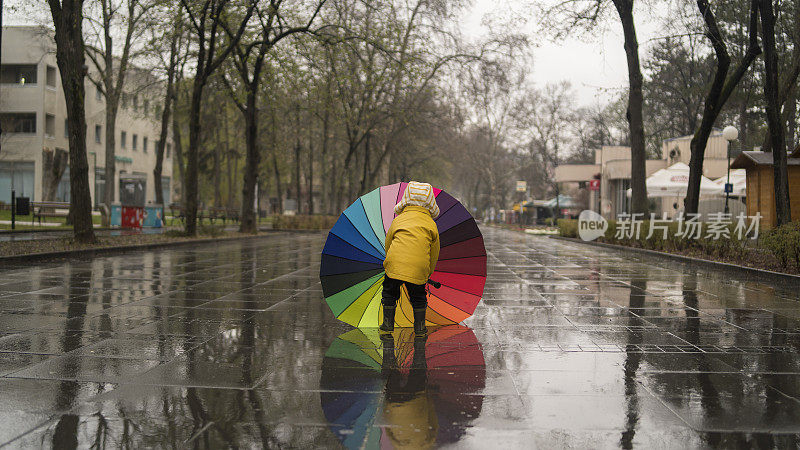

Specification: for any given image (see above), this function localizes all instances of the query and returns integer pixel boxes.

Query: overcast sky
[459,0,664,107]
[7,0,664,107]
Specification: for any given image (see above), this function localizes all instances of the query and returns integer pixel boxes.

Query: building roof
[730,151,800,169]
[554,164,600,182]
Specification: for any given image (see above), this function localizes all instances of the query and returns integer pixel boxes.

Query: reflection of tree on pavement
[380,333,438,450]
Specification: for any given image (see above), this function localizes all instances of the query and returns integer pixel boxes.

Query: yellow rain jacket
[384,205,440,285]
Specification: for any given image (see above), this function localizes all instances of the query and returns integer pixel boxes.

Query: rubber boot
[413,307,428,335]
[380,333,397,373]
[379,306,395,332]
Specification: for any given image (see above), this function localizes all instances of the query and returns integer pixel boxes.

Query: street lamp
[722,125,739,214]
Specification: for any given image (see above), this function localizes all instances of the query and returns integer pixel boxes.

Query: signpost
[589,179,600,191]
[516,181,527,192]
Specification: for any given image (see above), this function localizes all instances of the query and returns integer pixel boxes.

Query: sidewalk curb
[0,230,321,264]
[548,235,800,283]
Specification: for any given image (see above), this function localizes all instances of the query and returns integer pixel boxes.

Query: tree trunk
[48,0,95,243]
[787,94,797,151]
[320,104,330,214]
[185,78,204,235]
[307,124,314,215]
[154,25,179,207]
[42,148,68,201]
[686,0,760,215]
[240,87,259,232]
[360,132,370,195]
[294,106,302,214]
[760,0,792,225]
[172,94,185,202]
[213,117,222,208]
[613,0,647,216]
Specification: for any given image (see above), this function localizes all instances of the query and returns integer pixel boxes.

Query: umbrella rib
[430,275,484,297]
[324,234,383,264]
[339,274,384,322]
[435,201,460,222]
[429,291,472,316]
[358,199,386,256]
[337,214,385,260]
[354,275,384,326]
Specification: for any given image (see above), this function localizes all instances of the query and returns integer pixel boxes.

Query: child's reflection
[380,333,438,449]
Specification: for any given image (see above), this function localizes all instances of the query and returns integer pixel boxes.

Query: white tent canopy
[627,162,718,198]
[712,169,747,197]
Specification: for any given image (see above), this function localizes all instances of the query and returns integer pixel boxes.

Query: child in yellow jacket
[381,182,440,334]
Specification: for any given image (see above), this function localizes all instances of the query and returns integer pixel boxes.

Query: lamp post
[722,126,739,214]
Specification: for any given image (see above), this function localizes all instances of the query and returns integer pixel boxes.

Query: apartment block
[0,26,174,206]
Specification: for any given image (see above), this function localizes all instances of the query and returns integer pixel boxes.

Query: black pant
[382,276,427,310]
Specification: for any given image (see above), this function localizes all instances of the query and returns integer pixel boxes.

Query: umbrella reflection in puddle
[320,325,485,449]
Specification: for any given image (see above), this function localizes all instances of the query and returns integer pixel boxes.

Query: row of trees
[37,0,800,242]
[41,0,532,241]
[548,0,799,225]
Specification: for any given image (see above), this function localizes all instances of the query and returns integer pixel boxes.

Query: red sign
[121,206,144,229]
[589,179,600,191]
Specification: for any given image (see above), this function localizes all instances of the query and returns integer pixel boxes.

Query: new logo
[578,210,607,241]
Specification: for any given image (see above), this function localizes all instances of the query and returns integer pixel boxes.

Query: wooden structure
[730,149,800,228]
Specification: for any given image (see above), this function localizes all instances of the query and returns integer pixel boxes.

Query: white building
[555,131,732,219]
[0,26,174,206]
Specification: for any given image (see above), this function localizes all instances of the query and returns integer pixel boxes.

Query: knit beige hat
[394,181,440,218]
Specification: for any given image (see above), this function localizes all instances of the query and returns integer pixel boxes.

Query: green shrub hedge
[272,215,338,230]
[761,222,800,269]
[557,218,751,257]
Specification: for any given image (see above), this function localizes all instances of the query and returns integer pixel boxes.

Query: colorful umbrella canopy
[320,325,486,449]
[320,183,486,328]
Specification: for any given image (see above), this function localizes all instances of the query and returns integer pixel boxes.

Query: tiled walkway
[0,228,798,448]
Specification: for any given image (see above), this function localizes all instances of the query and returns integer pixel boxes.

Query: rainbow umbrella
[320,325,486,449]
[320,183,486,328]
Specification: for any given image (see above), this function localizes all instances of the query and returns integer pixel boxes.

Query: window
[132,134,138,151]
[143,99,149,114]
[122,93,128,108]
[0,64,37,84]
[95,168,105,206]
[46,66,56,87]
[155,104,162,119]
[0,113,36,133]
[95,125,102,143]
[64,119,69,138]
[0,161,36,200]
[133,94,138,111]
[45,114,55,138]
[96,86,102,101]
[143,137,148,153]
[121,131,127,148]
[166,143,171,159]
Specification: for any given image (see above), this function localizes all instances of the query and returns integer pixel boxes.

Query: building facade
[0,26,174,207]
[555,132,731,219]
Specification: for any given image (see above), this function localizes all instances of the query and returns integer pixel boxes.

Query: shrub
[557,219,578,238]
[761,222,800,269]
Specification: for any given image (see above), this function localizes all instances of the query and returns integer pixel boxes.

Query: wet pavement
[0,227,799,448]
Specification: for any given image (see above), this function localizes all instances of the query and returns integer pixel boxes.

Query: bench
[31,201,71,224]
[208,207,240,225]
[169,203,185,226]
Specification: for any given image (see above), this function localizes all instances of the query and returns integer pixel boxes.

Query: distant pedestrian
[380,182,440,335]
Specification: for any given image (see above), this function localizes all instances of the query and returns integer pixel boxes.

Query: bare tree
[152,10,186,207]
[684,0,760,215]
[544,0,647,215]
[46,0,96,242]
[84,0,152,224]
[223,0,326,233]
[760,0,792,225]
[179,0,256,235]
